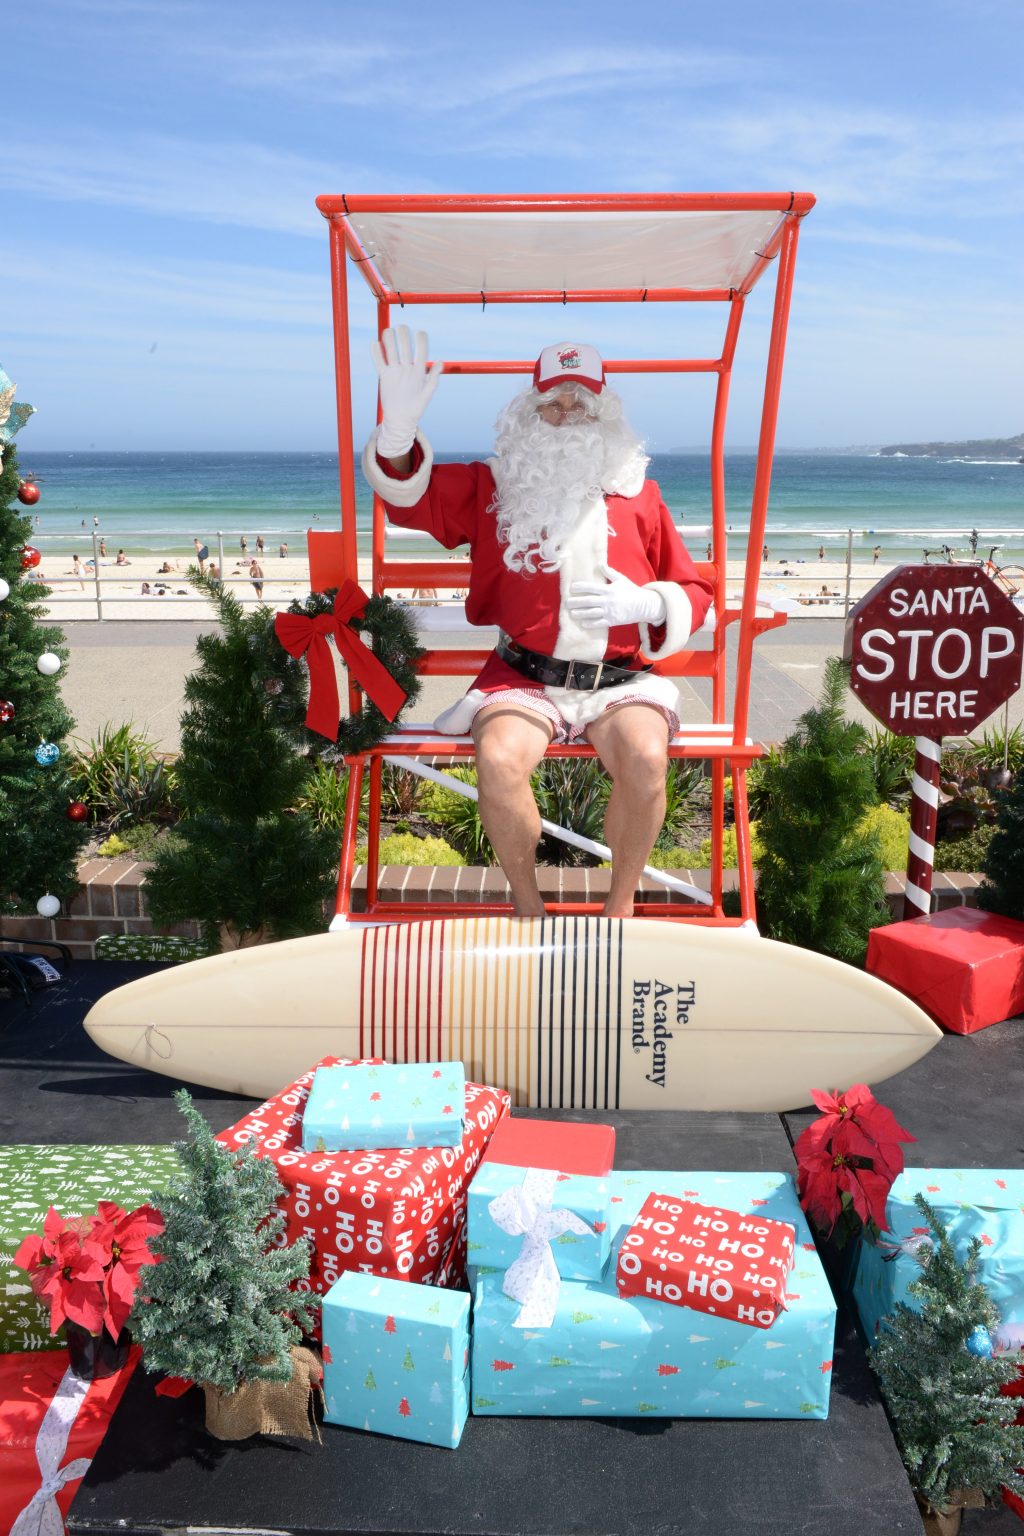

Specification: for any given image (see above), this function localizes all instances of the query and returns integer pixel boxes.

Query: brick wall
[0,859,983,959]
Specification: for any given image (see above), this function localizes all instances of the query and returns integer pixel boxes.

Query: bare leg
[587,704,671,918]
[472,704,554,917]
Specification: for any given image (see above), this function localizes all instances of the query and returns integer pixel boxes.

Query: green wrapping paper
[0,1144,180,1352]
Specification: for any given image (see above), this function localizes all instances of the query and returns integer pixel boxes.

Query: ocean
[19,450,1024,568]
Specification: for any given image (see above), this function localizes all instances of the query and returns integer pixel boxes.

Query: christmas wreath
[276,583,424,757]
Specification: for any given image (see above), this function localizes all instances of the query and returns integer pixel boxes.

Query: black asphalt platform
[1,960,1021,1535]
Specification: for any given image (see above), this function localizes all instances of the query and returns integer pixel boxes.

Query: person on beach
[158,561,174,574]
[279,542,288,559]
[818,545,825,561]
[99,538,107,559]
[705,542,713,561]
[240,535,248,555]
[762,544,769,563]
[67,554,85,590]
[249,559,264,599]
[193,538,208,573]
[256,535,265,554]
[208,561,220,582]
[115,549,129,566]
[141,581,152,596]
[873,545,881,564]
[364,326,713,918]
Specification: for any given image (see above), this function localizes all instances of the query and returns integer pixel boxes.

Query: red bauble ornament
[67,801,89,823]
[0,700,15,723]
[20,546,41,569]
[17,481,41,506]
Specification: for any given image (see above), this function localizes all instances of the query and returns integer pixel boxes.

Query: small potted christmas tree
[868,1195,1024,1534]
[131,1091,322,1440]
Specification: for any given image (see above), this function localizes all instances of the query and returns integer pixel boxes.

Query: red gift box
[866,907,1024,1035]
[0,1346,139,1536]
[1001,1355,1024,1521]
[616,1194,796,1328]
[482,1115,616,1176]
[218,1058,509,1317]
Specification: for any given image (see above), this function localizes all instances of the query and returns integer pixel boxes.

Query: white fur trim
[433,689,488,735]
[639,582,693,659]
[554,495,610,662]
[361,428,434,508]
[601,461,646,498]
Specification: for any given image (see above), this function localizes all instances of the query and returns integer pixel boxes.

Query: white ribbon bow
[11,1365,93,1536]
[488,1167,594,1329]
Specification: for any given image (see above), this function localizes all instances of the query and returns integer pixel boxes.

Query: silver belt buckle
[564,659,603,691]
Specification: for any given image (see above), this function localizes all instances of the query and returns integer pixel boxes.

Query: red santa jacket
[363,432,714,695]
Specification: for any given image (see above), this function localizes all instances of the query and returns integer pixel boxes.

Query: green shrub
[69,722,178,828]
[754,658,890,965]
[294,759,350,833]
[934,824,995,873]
[856,804,910,870]
[695,823,765,869]
[968,722,1024,777]
[356,832,465,867]
[419,767,493,864]
[864,729,916,808]
[96,833,132,858]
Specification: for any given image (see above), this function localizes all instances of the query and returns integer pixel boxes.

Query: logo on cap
[557,347,581,371]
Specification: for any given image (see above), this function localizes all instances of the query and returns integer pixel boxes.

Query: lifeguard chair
[311,192,814,927]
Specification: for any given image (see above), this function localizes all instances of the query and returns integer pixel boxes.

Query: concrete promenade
[59,616,1023,753]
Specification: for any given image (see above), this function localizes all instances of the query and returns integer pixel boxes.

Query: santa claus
[363,327,714,918]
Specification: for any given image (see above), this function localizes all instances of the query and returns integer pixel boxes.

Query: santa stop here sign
[844,565,1023,738]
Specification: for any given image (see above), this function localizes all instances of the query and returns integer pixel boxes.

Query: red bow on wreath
[274,582,407,741]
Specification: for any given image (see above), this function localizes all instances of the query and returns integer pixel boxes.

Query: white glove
[370,325,442,458]
[566,564,667,629]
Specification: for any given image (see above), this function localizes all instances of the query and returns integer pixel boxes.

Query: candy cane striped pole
[903,736,942,920]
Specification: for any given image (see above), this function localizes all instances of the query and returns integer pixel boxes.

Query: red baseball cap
[532,342,605,395]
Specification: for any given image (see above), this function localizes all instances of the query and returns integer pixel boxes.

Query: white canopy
[338,208,793,298]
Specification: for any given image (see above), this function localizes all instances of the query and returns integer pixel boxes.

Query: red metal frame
[314,191,813,924]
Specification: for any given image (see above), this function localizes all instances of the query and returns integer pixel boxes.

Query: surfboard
[82,917,941,1111]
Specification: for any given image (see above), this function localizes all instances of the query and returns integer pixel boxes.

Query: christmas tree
[130,1089,319,1395]
[975,773,1024,921]
[0,420,89,914]
[142,575,337,948]
[753,658,890,964]
[868,1195,1024,1515]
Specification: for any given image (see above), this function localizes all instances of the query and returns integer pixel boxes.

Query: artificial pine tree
[869,1195,1024,1521]
[143,574,337,948]
[131,1091,319,1402]
[753,657,890,964]
[0,440,89,913]
[975,773,1024,921]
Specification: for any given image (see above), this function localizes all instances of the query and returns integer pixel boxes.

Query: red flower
[794,1085,915,1239]
[14,1200,163,1341]
[87,1202,164,1336]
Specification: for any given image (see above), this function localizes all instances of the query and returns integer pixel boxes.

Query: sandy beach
[34,548,901,623]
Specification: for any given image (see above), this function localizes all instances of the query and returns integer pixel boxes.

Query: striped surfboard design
[359,917,625,1108]
[82,916,942,1111]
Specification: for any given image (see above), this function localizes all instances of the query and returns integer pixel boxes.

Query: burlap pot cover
[202,1345,323,1441]
[915,1486,986,1536]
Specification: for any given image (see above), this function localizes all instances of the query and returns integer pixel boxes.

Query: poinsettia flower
[33,1228,108,1335]
[13,1206,78,1298]
[88,1202,164,1336]
[797,1143,892,1236]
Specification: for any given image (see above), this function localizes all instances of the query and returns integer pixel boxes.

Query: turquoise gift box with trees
[322,1271,470,1448]
[301,1061,467,1153]
[852,1170,1024,1345]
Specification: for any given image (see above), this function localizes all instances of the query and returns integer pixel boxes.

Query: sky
[3,0,1022,452]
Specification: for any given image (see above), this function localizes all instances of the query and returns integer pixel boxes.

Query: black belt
[496,633,652,692]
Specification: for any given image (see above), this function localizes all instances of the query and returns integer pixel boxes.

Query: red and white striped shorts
[469,687,680,745]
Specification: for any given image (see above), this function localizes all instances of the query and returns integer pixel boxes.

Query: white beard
[490,389,649,573]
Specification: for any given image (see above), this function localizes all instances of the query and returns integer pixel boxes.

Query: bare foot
[602,903,635,919]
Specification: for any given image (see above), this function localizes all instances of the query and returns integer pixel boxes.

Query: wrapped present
[482,1116,616,1176]
[301,1061,466,1153]
[616,1193,795,1328]
[851,1169,1024,1345]
[471,1171,836,1420]
[467,1163,611,1286]
[218,1058,509,1317]
[323,1272,470,1448]
[0,1345,140,1536]
[0,1145,180,1354]
[866,907,1024,1034]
